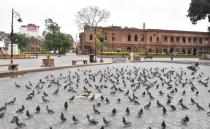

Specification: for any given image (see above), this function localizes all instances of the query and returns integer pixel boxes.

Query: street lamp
[10,8,22,65]
[112,24,114,52]
[139,34,143,60]
[94,27,97,62]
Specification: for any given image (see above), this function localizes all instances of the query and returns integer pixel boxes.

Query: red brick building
[79,25,210,55]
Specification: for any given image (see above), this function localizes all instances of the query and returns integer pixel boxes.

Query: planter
[199,55,208,60]
[207,54,210,59]
[42,59,54,67]
[100,59,103,63]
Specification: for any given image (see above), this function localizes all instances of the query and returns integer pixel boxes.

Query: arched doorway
[84,46,93,54]
[193,48,197,56]
[127,47,131,52]
[182,49,186,54]
[170,48,174,54]
[163,49,168,54]
[187,49,191,54]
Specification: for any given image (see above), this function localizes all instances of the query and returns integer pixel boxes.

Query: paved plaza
[0,54,209,72]
[0,62,210,129]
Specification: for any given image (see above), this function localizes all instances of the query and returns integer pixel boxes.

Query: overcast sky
[0,0,209,41]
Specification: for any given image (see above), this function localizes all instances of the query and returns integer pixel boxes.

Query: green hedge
[101,52,195,57]
[101,52,167,56]
[101,52,129,55]
[21,52,49,55]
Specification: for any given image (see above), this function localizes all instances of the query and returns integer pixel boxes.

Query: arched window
[128,34,131,41]
[90,35,93,40]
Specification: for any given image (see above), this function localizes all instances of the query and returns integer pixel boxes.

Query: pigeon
[64,101,68,110]
[42,96,49,103]
[11,116,25,128]
[53,88,59,95]
[170,105,176,111]
[180,103,189,110]
[207,112,210,116]
[72,115,78,124]
[196,103,205,111]
[46,106,55,114]
[138,108,143,117]
[126,107,130,115]
[0,103,7,112]
[26,110,33,118]
[86,115,98,125]
[167,99,171,105]
[157,100,163,107]
[36,105,41,113]
[161,120,166,129]
[112,108,117,115]
[7,97,16,105]
[60,113,67,122]
[162,106,167,114]
[43,92,48,97]
[15,82,21,88]
[103,117,110,126]
[186,65,196,72]
[181,115,189,124]
[0,112,5,119]
[93,105,100,114]
[69,96,74,101]
[144,102,151,109]
[105,98,110,104]
[191,98,196,104]
[16,105,25,113]
[122,117,132,127]
[100,125,105,129]
[90,95,95,101]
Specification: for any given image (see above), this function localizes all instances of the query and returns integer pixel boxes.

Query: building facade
[79,25,210,55]
[19,24,40,37]
[19,24,43,51]
[0,31,10,54]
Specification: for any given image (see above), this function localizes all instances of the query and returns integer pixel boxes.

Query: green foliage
[15,33,31,51]
[95,28,107,52]
[42,18,60,36]
[187,0,210,32]
[101,52,194,57]
[101,52,130,55]
[43,18,73,54]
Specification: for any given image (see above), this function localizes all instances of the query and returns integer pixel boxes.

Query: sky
[0,0,209,41]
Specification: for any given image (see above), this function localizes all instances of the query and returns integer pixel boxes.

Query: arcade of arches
[79,26,210,55]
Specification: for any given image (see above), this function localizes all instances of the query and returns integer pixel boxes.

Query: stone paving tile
[0,63,209,129]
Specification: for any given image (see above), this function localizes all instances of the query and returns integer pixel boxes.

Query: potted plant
[42,53,54,67]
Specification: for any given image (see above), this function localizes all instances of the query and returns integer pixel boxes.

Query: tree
[75,6,110,29]
[15,33,31,52]
[43,18,73,54]
[187,0,210,32]
[75,6,110,59]
[95,28,108,62]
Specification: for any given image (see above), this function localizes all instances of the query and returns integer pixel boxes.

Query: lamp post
[94,27,97,62]
[10,8,22,65]
[139,34,143,60]
[112,24,114,52]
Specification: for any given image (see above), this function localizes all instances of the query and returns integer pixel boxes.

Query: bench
[144,55,153,59]
[0,64,19,70]
[113,58,126,63]
[72,60,88,65]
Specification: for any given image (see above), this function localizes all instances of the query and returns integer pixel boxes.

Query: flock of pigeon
[0,62,210,129]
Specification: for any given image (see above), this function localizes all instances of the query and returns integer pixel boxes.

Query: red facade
[79,25,210,55]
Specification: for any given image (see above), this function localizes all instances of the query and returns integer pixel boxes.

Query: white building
[7,44,19,55]
[19,24,40,37]
[0,38,6,48]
